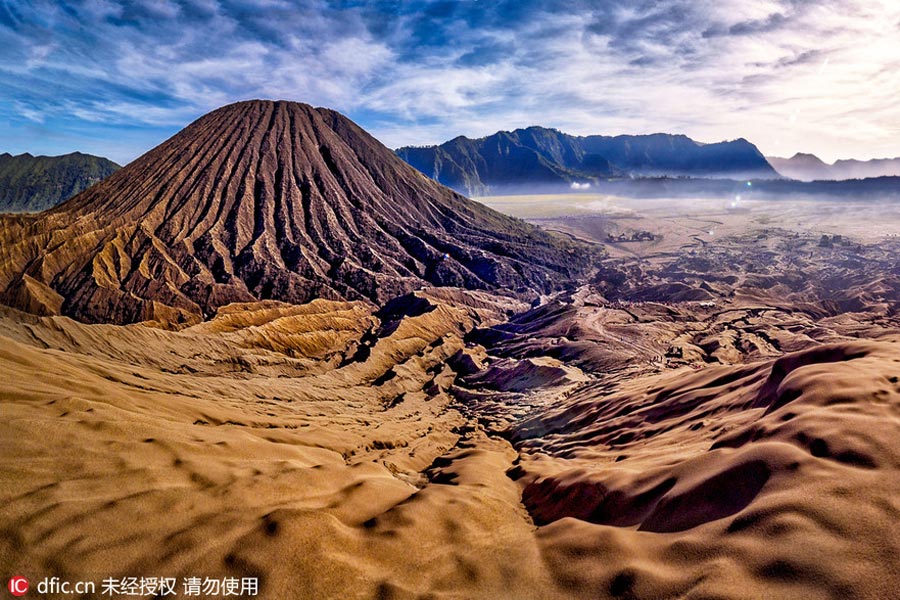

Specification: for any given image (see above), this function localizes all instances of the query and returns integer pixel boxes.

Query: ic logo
[8,576,28,596]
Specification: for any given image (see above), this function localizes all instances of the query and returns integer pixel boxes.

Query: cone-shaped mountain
[0,100,593,324]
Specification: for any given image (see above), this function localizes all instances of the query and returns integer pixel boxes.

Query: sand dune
[0,293,562,599]
[512,339,900,599]
[2,286,899,599]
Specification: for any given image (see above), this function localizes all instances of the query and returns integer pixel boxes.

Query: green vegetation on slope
[0,152,120,213]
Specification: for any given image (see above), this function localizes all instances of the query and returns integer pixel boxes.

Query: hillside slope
[0,101,594,325]
[0,151,119,212]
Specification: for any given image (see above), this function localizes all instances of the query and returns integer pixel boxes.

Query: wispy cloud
[1,0,898,163]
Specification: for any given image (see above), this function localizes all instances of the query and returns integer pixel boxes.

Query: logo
[8,576,28,596]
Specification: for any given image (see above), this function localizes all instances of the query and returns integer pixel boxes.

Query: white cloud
[14,101,45,123]
[2,0,899,163]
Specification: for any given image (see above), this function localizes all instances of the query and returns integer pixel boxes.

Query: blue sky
[2,0,899,164]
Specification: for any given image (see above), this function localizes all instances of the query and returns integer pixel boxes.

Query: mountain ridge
[0,151,120,212]
[397,126,778,195]
[767,152,900,181]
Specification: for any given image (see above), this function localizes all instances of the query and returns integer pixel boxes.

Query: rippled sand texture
[2,284,899,599]
[0,292,559,599]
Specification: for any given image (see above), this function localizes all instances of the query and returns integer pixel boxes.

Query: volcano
[0,100,592,324]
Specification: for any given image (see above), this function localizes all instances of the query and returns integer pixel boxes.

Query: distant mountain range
[5,134,898,217]
[767,153,900,182]
[397,127,779,195]
[0,152,120,213]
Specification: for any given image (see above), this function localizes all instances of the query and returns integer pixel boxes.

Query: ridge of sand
[2,287,899,599]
